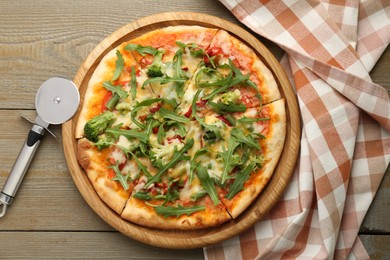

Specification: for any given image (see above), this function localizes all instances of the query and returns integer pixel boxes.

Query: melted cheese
[179,177,203,202]
[110,147,126,165]
[136,70,149,87]
[182,51,200,75]
[133,175,148,193]
[185,121,203,157]
[168,161,190,179]
[121,160,140,180]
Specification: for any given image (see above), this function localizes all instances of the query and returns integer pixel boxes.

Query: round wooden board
[62,12,301,249]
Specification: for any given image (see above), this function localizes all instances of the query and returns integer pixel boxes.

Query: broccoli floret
[84,111,115,142]
[146,50,164,78]
[147,64,164,78]
[221,89,241,104]
[149,135,184,167]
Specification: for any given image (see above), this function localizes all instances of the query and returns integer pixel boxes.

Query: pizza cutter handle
[0,124,45,217]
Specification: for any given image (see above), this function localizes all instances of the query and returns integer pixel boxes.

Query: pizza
[75,25,286,229]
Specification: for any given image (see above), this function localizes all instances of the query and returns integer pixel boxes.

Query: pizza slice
[123,26,219,105]
[75,43,156,138]
[120,120,231,229]
[220,99,286,218]
[77,137,133,214]
[205,29,281,106]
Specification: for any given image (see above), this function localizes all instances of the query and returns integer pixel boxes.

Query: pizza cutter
[0,77,79,217]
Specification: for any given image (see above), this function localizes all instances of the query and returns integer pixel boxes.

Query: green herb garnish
[225,162,256,200]
[159,108,190,123]
[130,66,137,99]
[208,101,247,114]
[102,81,128,99]
[189,148,208,184]
[195,164,220,205]
[133,192,152,201]
[105,127,149,143]
[124,44,159,56]
[154,204,205,218]
[142,76,186,89]
[236,117,269,124]
[105,93,120,111]
[108,163,130,191]
[112,50,124,81]
[219,137,240,185]
[230,128,261,150]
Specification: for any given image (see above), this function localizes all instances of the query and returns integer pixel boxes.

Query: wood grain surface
[0,0,388,258]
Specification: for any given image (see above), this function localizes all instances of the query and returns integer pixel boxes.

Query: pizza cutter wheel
[0,77,79,217]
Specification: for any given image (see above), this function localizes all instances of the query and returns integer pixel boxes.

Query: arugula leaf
[230,128,261,150]
[108,163,130,191]
[157,123,166,144]
[225,162,256,200]
[112,50,124,81]
[142,76,186,89]
[175,41,216,67]
[158,178,180,204]
[189,148,208,184]
[208,101,247,114]
[195,67,228,88]
[145,119,159,137]
[133,192,152,201]
[128,150,152,178]
[229,60,262,100]
[201,69,234,100]
[130,98,163,129]
[236,117,269,124]
[145,138,194,187]
[159,108,190,123]
[124,43,158,56]
[168,121,186,137]
[175,41,189,49]
[164,121,186,137]
[190,89,221,139]
[172,48,188,97]
[130,109,145,129]
[154,204,205,218]
[190,89,202,118]
[130,66,137,99]
[225,114,236,126]
[195,164,220,205]
[219,137,240,185]
[102,81,128,99]
[201,60,254,101]
[202,130,217,143]
[190,190,207,201]
[105,128,149,143]
[195,115,221,139]
[105,93,120,111]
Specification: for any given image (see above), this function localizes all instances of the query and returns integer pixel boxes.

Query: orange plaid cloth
[204,0,390,259]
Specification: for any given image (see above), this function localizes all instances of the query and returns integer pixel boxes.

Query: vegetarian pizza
[75,25,286,229]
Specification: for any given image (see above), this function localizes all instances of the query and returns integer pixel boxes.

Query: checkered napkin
[204,1,390,259]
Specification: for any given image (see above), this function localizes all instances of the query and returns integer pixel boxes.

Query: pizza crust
[121,197,231,230]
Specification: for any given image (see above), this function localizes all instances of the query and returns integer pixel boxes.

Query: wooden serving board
[62,12,301,249]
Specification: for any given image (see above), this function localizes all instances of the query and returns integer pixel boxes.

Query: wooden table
[0,1,388,258]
